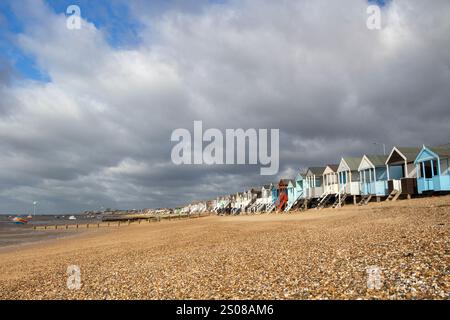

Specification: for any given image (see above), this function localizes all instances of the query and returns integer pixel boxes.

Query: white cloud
[1,0,449,213]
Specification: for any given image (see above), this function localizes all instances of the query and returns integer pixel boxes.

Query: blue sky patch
[46,0,144,49]
[0,2,50,82]
[368,0,391,7]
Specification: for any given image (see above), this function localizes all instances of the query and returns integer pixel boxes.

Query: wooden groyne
[32,212,211,231]
[102,211,209,222]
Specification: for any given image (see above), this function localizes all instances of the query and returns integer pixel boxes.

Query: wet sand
[0,215,103,248]
[0,196,448,299]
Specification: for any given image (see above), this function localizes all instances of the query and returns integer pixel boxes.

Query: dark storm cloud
[0,0,449,213]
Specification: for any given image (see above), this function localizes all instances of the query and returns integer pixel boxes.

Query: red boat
[12,217,28,225]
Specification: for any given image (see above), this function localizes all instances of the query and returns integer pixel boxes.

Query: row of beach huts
[180,145,450,214]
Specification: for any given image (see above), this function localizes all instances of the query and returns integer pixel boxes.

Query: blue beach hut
[414,146,450,194]
[284,172,306,211]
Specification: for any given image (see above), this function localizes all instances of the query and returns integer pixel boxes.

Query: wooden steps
[332,192,347,208]
[231,207,239,215]
[284,191,304,212]
[386,189,401,202]
[243,199,255,213]
[316,191,333,210]
[246,202,256,213]
[256,202,266,213]
[358,195,372,206]
[299,199,309,211]
[265,202,275,213]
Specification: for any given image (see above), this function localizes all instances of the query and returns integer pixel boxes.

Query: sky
[0,0,449,214]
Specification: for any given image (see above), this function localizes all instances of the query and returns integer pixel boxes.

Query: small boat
[12,217,28,225]
[68,215,76,220]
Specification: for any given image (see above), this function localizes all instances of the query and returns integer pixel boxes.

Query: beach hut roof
[428,146,450,158]
[279,178,293,185]
[325,164,339,172]
[414,146,450,164]
[365,155,388,166]
[287,179,296,187]
[306,167,326,175]
[340,157,361,171]
[386,147,421,164]
[295,171,304,180]
[414,145,450,164]
[358,154,388,171]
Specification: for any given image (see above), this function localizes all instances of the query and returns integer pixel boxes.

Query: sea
[0,214,103,248]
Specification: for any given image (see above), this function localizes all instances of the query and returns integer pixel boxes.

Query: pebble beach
[0,196,448,300]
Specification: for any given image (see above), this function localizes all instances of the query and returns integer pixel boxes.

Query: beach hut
[260,184,273,212]
[248,184,273,213]
[294,172,305,197]
[285,180,296,211]
[239,191,249,213]
[314,164,340,209]
[215,196,230,214]
[217,195,233,214]
[245,187,260,213]
[295,172,308,210]
[274,179,290,211]
[265,184,278,212]
[337,157,361,205]
[252,188,262,203]
[244,189,255,212]
[385,147,421,199]
[198,202,207,213]
[228,194,236,214]
[213,196,222,213]
[244,188,260,213]
[303,167,328,209]
[358,155,389,201]
[230,193,241,214]
[241,191,251,213]
[284,172,306,211]
[304,167,326,199]
[323,165,339,194]
[235,191,249,214]
[414,146,450,194]
[206,200,216,212]
[190,202,201,213]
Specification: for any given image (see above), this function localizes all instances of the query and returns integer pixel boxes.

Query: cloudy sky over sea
[0,0,449,213]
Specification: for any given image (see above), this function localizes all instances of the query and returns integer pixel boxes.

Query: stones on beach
[0,196,448,300]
